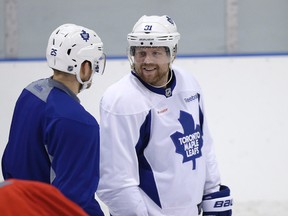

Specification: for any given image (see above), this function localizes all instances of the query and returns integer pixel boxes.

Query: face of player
[133,47,170,87]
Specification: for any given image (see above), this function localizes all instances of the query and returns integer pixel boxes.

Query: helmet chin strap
[131,62,173,89]
[79,82,88,92]
[76,71,93,92]
[148,69,173,88]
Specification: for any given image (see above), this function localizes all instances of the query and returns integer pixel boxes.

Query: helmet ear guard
[46,24,106,91]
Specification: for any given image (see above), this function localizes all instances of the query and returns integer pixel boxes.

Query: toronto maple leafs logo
[170,111,203,170]
[80,30,89,42]
[166,16,175,25]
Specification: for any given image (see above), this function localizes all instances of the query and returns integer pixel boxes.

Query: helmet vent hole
[52,39,55,45]
[72,44,76,47]
[150,42,153,45]
[67,49,71,55]
[140,42,144,45]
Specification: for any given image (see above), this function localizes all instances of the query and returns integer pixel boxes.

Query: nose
[143,53,153,64]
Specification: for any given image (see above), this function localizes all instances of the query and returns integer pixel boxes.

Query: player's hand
[202,185,233,216]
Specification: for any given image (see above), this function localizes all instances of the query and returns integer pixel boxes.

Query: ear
[80,61,92,82]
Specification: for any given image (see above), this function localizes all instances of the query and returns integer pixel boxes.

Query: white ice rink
[1,56,288,215]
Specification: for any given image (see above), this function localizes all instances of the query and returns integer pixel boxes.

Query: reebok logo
[184,94,198,103]
[33,84,43,92]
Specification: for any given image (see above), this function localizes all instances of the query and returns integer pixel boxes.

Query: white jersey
[97,66,221,216]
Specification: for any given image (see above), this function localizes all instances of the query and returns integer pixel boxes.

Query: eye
[152,51,163,56]
[136,51,146,57]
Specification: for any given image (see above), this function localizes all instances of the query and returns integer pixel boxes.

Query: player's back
[1,78,94,182]
[2,82,50,182]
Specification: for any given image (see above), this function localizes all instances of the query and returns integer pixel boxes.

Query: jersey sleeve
[199,92,222,194]
[179,66,222,194]
[45,118,103,216]
[97,104,148,216]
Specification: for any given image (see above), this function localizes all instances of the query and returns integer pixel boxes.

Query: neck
[52,72,80,94]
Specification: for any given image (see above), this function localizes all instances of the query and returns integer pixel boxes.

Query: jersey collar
[48,77,80,103]
[131,70,176,98]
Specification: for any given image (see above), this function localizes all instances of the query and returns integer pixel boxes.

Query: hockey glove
[202,185,233,216]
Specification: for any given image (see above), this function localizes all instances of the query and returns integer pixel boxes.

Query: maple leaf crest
[80,30,90,42]
[170,111,203,170]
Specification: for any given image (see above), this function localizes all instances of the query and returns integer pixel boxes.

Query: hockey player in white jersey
[97,15,233,215]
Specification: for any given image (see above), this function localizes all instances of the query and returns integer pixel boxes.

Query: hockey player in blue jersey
[2,24,106,216]
[97,15,233,215]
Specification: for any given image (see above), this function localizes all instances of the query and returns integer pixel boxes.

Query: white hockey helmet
[127,15,180,64]
[46,23,106,91]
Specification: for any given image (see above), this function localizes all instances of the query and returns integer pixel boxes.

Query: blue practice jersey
[2,78,104,216]
[97,66,221,216]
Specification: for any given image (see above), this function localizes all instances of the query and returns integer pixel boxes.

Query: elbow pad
[202,185,233,216]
